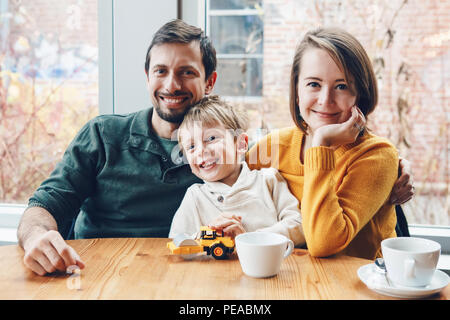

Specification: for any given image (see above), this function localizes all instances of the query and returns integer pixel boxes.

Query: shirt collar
[129,107,153,137]
[203,162,253,195]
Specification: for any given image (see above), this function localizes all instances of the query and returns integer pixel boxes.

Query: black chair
[395,205,410,237]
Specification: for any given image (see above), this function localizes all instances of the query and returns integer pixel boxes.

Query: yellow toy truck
[167,226,235,260]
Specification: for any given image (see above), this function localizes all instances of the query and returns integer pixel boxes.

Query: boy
[169,95,305,246]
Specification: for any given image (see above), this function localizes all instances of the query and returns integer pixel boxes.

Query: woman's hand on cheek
[311,106,365,148]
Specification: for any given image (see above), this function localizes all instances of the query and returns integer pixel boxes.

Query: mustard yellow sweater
[246,126,398,260]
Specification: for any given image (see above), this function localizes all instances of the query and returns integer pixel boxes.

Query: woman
[247,28,399,260]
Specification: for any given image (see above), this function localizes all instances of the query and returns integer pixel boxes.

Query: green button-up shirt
[28,108,202,238]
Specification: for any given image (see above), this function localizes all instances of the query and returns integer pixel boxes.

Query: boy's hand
[209,213,245,239]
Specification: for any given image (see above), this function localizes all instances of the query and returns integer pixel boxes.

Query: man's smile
[158,93,191,107]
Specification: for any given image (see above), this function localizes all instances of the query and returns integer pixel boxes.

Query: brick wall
[16,0,98,47]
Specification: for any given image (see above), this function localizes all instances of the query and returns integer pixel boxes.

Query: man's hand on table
[23,230,85,276]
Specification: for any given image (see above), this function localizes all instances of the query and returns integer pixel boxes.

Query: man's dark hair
[145,19,217,80]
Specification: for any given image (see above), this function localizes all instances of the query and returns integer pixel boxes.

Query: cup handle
[404,258,415,278]
[283,240,294,258]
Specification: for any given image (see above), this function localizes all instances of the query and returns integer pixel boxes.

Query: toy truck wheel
[211,243,227,260]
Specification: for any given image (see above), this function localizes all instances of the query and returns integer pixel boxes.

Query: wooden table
[0,238,448,300]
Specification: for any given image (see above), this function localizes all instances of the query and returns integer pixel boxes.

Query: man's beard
[154,104,189,124]
[153,91,194,124]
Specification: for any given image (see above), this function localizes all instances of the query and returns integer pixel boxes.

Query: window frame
[1,202,448,253]
[99,0,178,115]
[206,0,264,99]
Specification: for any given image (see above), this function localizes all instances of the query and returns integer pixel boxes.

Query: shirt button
[217,196,224,203]
[162,156,168,162]
[131,136,141,146]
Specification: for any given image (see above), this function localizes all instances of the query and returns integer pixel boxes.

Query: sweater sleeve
[256,169,306,247]
[168,186,204,238]
[246,133,274,170]
[302,144,398,257]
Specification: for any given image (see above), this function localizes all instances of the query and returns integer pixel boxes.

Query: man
[17,20,414,276]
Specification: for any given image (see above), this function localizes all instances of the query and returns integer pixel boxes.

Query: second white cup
[381,237,441,287]
[235,232,294,278]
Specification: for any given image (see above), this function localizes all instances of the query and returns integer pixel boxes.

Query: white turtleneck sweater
[168,162,305,247]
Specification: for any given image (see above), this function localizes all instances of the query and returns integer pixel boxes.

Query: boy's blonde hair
[178,95,249,142]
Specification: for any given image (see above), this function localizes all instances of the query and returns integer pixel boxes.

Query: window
[206,0,263,98]
[0,0,98,206]
[0,1,447,245]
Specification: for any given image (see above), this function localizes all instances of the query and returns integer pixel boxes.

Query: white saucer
[357,263,449,299]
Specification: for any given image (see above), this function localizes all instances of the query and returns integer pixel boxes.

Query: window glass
[207,0,263,97]
[0,0,98,204]
[210,15,263,54]
[214,58,262,96]
[209,0,262,10]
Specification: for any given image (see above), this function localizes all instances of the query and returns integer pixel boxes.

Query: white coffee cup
[235,232,294,278]
[381,237,441,287]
